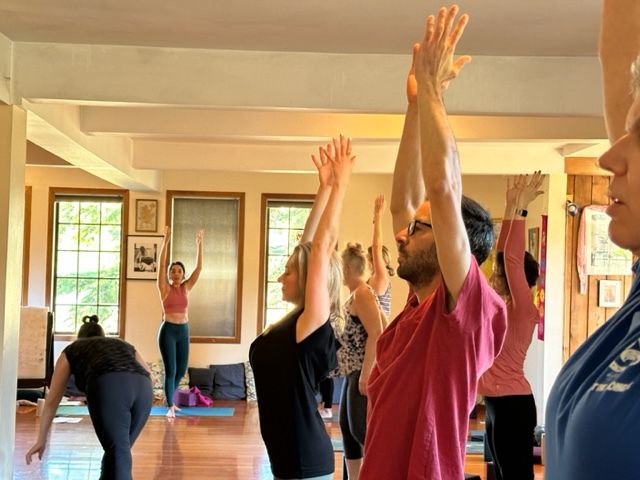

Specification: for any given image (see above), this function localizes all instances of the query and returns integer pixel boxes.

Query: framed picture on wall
[598,279,622,308]
[528,227,540,260]
[135,199,158,232]
[126,235,163,280]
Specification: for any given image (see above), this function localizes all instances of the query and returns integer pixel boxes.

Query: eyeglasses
[407,219,432,236]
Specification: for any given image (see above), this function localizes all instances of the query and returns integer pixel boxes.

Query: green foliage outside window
[53,198,123,335]
[264,202,311,328]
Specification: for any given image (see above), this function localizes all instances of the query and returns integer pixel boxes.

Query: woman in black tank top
[26,315,153,480]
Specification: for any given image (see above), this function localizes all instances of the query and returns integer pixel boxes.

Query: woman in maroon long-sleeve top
[478,171,544,480]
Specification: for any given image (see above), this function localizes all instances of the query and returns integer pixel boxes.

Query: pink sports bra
[163,284,188,314]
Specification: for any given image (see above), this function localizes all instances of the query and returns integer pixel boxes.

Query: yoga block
[175,389,197,407]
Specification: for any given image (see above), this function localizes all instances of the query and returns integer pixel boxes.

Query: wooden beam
[565,157,612,176]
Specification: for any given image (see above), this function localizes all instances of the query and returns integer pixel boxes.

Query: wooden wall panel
[567,176,592,356]
[563,174,631,362]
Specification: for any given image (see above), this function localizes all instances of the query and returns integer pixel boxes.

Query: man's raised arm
[390,44,425,235]
[415,5,472,304]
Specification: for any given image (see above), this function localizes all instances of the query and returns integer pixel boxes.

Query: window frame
[257,193,314,335]
[166,190,245,344]
[46,187,129,340]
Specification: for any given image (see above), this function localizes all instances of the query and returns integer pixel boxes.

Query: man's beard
[397,243,439,288]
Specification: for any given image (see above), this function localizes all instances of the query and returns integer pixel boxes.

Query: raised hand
[374,194,386,216]
[321,134,356,186]
[505,175,525,206]
[195,229,204,245]
[415,5,472,93]
[163,225,171,241]
[311,144,334,187]
[517,171,544,207]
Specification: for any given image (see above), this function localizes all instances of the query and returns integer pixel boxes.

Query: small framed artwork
[126,235,164,280]
[598,279,623,308]
[528,227,540,260]
[135,199,158,233]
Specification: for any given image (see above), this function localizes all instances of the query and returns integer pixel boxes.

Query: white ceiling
[0,0,600,56]
[0,0,608,186]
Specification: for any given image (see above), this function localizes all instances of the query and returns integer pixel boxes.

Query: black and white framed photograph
[598,279,623,308]
[126,235,163,280]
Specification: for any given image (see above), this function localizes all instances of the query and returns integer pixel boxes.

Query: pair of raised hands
[407,5,472,103]
[506,171,545,207]
[310,134,356,187]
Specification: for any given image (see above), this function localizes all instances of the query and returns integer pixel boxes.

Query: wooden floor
[13,401,544,479]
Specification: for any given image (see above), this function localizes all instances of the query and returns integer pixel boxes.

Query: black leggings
[158,321,189,407]
[484,394,537,480]
[319,377,334,409]
[339,370,367,460]
[87,372,153,480]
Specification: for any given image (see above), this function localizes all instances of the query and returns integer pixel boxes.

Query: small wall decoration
[126,235,163,280]
[528,227,540,260]
[135,199,158,233]
[598,279,623,308]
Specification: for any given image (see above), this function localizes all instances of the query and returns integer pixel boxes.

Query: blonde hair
[287,241,344,332]
[367,244,396,277]
[341,242,367,277]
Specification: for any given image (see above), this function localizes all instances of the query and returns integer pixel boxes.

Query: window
[48,189,128,336]
[258,195,313,332]
[167,191,245,343]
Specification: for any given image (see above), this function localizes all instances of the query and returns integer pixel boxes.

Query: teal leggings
[158,321,190,407]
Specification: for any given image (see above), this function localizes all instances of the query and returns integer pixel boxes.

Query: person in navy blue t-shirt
[545,2,640,479]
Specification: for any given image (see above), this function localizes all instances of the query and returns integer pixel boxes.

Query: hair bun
[82,314,100,324]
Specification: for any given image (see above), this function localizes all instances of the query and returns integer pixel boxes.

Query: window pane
[289,229,303,253]
[98,306,119,333]
[100,225,121,252]
[267,282,288,309]
[268,229,288,255]
[58,202,79,224]
[262,199,311,330]
[77,279,98,305]
[289,207,310,229]
[99,279,119,305]
[172,196,241,338]
[79,224,100,251]
[54,305,76,333]
[78,252,99,278]
[100,252,120,278]
[101,203,121,225]
[53,195,124,336]
[57,224,79,250]
[269,207,289,228]
[55,278,77,305]
[267,255,288,282]
[57,252,78,277]
[80,202,100,224]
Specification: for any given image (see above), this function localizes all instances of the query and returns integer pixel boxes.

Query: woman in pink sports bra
[157,226,204,418]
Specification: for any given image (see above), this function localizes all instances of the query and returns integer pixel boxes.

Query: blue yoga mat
[56,405,234,417]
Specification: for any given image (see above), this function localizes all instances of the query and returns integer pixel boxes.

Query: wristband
[515,208,528,217]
